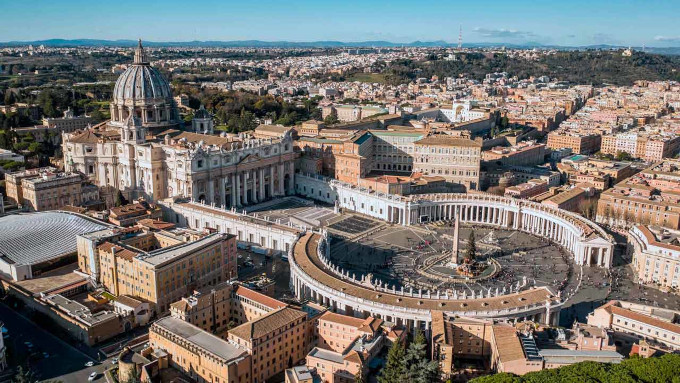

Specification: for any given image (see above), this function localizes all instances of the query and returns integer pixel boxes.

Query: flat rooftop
[0,212,107,266]
[137,233,227,267]
[154,316,247,362]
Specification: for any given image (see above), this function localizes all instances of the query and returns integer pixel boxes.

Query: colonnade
[289,233,561,336]
[195,162,295,208]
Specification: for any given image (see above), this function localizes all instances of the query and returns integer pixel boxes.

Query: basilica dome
[109,40,180,130]
[112,63,173,102]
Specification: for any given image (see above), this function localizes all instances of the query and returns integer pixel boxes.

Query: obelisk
[451,213,460,265]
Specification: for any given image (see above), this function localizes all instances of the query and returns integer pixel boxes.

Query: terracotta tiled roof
[491,325,525,364]
[97,241,137,261]
[110,203,147,217]
[228,307,306,341]
[319,311,365,328]
[69,129,100,144]
[608,302,680,334]
[234,285,286,310]
[414,136,482,148]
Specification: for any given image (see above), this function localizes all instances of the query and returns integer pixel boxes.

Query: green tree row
[470,353,680,383]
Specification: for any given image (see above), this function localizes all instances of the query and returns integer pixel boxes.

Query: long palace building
[63,40,296,205]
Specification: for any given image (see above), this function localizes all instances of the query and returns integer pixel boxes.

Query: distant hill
[1,38,679,54]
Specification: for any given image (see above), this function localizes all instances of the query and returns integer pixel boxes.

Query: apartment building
[108,200,162,227]
[505,179,548,199]
[228,307,309,383]
[541,185,590,212]
[169,282,287,337]
[431,312,494,379]
[334,132,374,184]
[371,130,424,173]
[80,227,237,314]
[628,225,680,289]
[547,131,601,155]
[306,312,384,383]
[483,141,546,167]
[413,135,482,191]
[597,161,680,230]
[587,300,680,350]
[432,312,622,378]
[4,167,83,210]
[601,129,680,161]
[150,316,251,383]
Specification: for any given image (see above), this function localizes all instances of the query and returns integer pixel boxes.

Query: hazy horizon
[2,0,680,47]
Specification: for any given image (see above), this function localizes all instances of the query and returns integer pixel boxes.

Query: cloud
[472,27,538,40]
[566,34,577,39]
[654,35,680,42]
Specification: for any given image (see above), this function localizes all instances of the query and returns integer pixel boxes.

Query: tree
[378,340,406,383]
[355,369,365,383]
[324,113,339,125]
[13,366,36,383]
[404,330,441,383]
[115,190,127,207]
[466,231,477,261]
[615,150,633,161]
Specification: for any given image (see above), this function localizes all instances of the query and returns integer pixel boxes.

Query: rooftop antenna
[458,25,462,50]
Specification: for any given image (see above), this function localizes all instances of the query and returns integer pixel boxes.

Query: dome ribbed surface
[113,64,173,102]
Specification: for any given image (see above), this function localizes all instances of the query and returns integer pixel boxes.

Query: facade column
[278,163,285,195]
[288,164,295,195]
[242,172,249,205]
[230,173,237,207]
[208,179,215,204]
[269,166,275,198]
[219,177,226,207]
[251,170,259,204]
[597,247,603,267]
[235,172,242,207]
[259,168,265,201]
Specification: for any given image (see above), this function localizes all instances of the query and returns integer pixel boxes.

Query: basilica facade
[63,41,296,205]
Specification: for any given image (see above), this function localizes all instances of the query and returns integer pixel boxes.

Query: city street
[0,302,117,382]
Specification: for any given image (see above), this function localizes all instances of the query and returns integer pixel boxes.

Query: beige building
[597,160,680,230]
[628,225,680,289]
[169,281,287,337]
[601,131,680,161]
[228,307,309,383]
[413,135,482,191]
[431,312,494,380]
[108,200,162,227]
[547,131,601,155]
[483,142,546,167]
[587,300,680,350]
[79,226,237,314]
[150,316,251,383]
[306,312,384,383]
[5,167,87,211]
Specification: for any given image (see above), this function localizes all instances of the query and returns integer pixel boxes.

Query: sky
[2,0,680,47]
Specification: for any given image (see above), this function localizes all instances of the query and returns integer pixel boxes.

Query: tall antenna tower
[458,25,462,50]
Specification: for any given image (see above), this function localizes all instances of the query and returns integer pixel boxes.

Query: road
[0,302,111,382]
